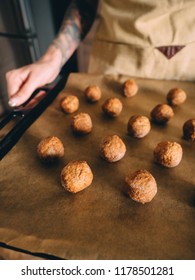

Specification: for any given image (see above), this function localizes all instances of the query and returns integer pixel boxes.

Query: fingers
[6,68,29,95]
[9,80,40,107]
[6,59,60,107]
[6,67,31,107]
[6,67,44,107]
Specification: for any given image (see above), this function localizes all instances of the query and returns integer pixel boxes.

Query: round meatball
[183,119,195,141]
[71,112,92,135]
[61,161,93,193]
[123,79,138,97]
[37,136,64,162]
[100,134,126,162]
[125,169,157,204]
[84,85,102,102]
[150,104,174,124]
[102,97,123,117]
[60,95,79,114]
[167,88,187,106]
[153,141,183,168]
[127,115,151,138]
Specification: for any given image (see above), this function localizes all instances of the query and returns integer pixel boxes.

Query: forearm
[48,0,98,68]
[51,1,81,67]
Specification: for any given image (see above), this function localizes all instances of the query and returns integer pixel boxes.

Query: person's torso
[97,0,195,47]
[89,0,195,80]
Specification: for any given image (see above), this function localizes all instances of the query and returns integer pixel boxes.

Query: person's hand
[6,45,62,107]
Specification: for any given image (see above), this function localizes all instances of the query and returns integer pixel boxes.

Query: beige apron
[88,0,195,81]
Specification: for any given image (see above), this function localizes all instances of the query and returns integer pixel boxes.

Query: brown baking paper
[0,73,195,260]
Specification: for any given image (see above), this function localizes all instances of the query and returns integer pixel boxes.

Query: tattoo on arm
[52,1,82,66]
[52,0,98,67]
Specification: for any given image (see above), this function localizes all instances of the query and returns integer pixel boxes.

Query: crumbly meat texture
[102,97,123,117]
[84,85,102,102]
[100,134,126,162]
[153,141,183,167]
[37,136,64,162]
[61,160,93,193]
[125,169,157,204]
[183,119,195,141]
[150,103,174,124]
[71,112,92,135]
[60,95,79,114]
[123,79,138,97]
[127,115,151,138]
[167,88,187,106]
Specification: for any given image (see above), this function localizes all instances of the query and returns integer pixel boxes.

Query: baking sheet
[0,73,195,260]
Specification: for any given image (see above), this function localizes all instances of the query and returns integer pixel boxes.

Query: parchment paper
[0,73,195,260]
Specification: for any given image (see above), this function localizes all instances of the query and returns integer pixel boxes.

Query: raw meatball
[183,119,195,141]
[37,136,64,162]
[60,95,79,114]
[125,169,157,204]
[123,79,138,97]
[150,103,174,124]
[61,160,93,193]
[71,112,92,135]
[127,115,151,138]
[153,141,183,167]
[167,88,187,106]
[100,134,126,162]
[84,85,102,102]
[102,97,123,117]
